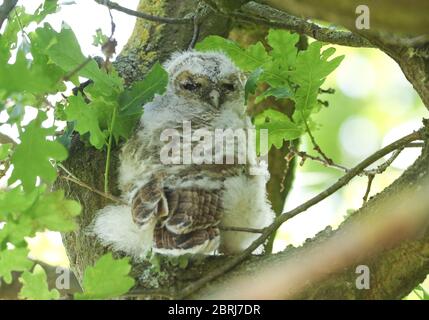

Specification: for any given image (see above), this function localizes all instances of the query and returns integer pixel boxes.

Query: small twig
[63,57,92,82]
[362,174,375,204]
[107,5,116,39]
[177,128,424,299]
[301,115,335,166]
[362,148,404,176]
[289,146,349,172]
[219,226,264,234]
[94,0,192,24]
[58,164,125,205]
[188,15,201,50]
[104,104,117,194]
[319,88,336,95]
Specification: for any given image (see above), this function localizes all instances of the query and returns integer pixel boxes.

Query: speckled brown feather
[164,188,223,234]
[132,180,223,252]
[154,224,220,250]
[131,174,167,226]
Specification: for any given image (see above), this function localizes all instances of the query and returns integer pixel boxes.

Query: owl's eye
[181,81,201,91]
[222,83,235,92]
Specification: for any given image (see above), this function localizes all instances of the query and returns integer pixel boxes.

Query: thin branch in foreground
[93,0,192,24]
[188,15,201,50]
[289,146,349,173]
[219,226,264,234]
[176,128,424,299]
[301,116,336,167]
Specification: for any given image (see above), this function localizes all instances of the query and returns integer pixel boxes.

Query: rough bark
[58,0,429,299]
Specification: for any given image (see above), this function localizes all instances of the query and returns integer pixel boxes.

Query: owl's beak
[209,90,220,108]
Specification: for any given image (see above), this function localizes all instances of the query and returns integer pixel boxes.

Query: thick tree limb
[263,0,429,36]
[235,2,373,48]
[198,178,429,299]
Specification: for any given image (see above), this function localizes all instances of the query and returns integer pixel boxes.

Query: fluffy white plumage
[91,51,274,260]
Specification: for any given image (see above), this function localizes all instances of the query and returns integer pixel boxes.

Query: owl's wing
[163,188,223,234]
[154,224,220,253]
[131,174,168,227]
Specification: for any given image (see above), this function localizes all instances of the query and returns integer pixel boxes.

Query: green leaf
[0,187,80,244]
[65,95,106,149]
[0,187,38,219]
[119,62,168,116]
[255,87,292,104]
[255,109,303,150]
[0,51,64,96]
[244,68,263,101]
[0,217,33,247]
[0,143,12,160]
[290,42,344,122]
[57,121,75,150]
[414,285,429,300]
[19,264,60,300]
[0,248,33,284]
[9,114,68,191]
[75,253,135,300]
[196,36,270,71]
[28,190,81,232]
[267,30,300,67]
[33,23,123,93]
[0,3,58,63]
[92,28,109,47]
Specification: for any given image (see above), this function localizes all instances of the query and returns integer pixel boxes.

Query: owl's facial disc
[174,71,243,109]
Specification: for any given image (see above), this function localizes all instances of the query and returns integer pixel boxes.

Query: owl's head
[164,51,246,109]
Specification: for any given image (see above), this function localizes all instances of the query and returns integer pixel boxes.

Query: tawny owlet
[92,51,274,259]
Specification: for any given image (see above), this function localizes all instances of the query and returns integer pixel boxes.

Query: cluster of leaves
[0,1,149,299]
[196,30,344,152]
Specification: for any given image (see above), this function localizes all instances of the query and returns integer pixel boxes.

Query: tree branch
[198,179,429,299]
[234,2,373,48]
[0,0,17,30]
[176,128,425,298]
[93,0,192,24]
[263,0,429,36]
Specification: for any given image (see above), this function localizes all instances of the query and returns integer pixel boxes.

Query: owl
[92,51,274,259]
